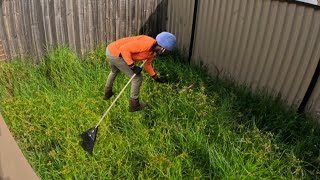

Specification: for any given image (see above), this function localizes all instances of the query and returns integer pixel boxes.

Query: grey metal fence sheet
[167,0,194,56]
[190,0,320,108]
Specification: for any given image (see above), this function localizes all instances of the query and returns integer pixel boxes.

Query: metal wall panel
[191,0,320,107]
[167,0,194,56]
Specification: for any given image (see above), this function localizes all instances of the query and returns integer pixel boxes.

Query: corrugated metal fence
[194,0,320,107]
[167,0,194,56]
[168,0,320,119]
[0,0,167,61]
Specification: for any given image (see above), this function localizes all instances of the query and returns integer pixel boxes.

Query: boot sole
[128,104,147,112]
[103,93,114,100]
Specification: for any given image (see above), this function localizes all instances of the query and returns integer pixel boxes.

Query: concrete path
[0,114,39,180]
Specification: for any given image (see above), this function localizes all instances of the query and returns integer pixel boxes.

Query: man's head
[155,32,176,55]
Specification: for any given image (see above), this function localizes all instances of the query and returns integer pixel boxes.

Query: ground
[0,46,319,179]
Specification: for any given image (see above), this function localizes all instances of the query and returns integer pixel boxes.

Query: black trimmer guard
[80,127,98,155]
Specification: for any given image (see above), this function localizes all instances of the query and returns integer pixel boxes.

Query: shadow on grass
[160,50,320,177]
[221,85,320,175]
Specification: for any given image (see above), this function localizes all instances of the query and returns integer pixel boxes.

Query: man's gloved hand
[129,64,142,75]
[152,75,168,83]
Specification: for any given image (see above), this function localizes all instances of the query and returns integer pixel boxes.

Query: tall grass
[0,46,319,179]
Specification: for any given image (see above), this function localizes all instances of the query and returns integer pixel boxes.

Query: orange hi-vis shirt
[107,35,157,77]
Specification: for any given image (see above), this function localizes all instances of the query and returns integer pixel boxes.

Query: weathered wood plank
[110,0,116,41]
[72,0,81,55]
[96,0,101,44]
[3,0,14,58]
[60,0,68,45]
[119,0,125,38]
[130,0,136,34]
[101,0,107,43]
[0,1,10,60]
[42,0,52,46]
[98,0,104,45]
[14,0,26,56]
[66,0,75,50]
[54,0,62,44]
[112,1,121,39]
[92,0,99,46]
[10,0,21,57]
[106,0,112,42]
[8,0,19,57]
[34,0,46,59]
[77,0,85,55]
[88,0,94,48]
[126,0,129,36]
[20,0,32,56]
[49,0,57,45]
[136,0,141,34]
[34,0,45,59]
[99,0,105,43]
[83,0,90,50]
[30,0,41,60]
[40,0,47,45]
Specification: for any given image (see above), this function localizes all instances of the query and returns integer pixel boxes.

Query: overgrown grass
[0,46,319,179]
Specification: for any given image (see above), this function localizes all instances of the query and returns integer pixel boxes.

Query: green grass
[0,46,319,179]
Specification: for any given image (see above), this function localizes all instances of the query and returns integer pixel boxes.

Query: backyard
[0,46,319,179]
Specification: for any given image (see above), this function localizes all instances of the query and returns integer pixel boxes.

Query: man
[104,32,176,112]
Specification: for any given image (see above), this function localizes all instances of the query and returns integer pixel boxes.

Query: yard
[0,46,319,179]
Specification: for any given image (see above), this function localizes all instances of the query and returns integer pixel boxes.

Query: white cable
[95,60,147,128]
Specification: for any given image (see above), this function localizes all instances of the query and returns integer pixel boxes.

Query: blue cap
[156,32,176,51]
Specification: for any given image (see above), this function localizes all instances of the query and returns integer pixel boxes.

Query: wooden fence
[0,0,167,62]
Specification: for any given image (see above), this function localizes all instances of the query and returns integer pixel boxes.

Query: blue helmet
[156,32,176,51]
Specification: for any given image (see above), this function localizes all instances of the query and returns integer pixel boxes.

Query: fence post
[298,59,320,113]
[188,0,199,64]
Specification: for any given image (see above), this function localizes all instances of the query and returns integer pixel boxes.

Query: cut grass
[0,46,319,179]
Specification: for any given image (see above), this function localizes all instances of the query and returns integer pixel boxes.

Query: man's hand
[129,64,142,75]
[152,75,168,83]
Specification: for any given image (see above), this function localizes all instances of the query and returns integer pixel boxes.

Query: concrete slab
[0,113,39,180]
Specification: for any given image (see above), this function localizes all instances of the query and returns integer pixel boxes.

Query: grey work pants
[105,48,142,99]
